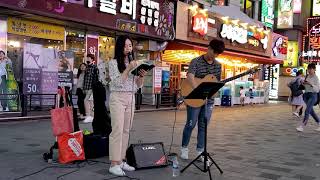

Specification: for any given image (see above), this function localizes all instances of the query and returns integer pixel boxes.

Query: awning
[209,5,265,28]
[165,41,283,64]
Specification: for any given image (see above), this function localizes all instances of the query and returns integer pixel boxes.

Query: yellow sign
[8,18,65,41]
[313,0,320,16]
[284,41,298,67]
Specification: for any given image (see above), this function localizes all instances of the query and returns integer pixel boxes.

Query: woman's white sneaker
[120,162,135,171]
[109,165,126,176]
[296,125,304,132]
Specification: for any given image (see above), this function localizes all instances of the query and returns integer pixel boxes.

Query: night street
[1,103,320,180]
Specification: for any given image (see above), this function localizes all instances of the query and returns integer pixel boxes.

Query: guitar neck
[221,70,253,83]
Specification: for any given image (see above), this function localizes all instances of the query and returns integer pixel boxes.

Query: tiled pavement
[1,103,320,180]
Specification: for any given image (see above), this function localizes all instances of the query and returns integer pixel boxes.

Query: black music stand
[180,82,224,180]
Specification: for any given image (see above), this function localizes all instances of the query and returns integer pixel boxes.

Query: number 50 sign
[23,69,41,94]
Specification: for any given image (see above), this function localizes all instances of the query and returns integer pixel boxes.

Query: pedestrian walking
[288,70,304,118]
[240,86,245,106]
[249,88,254,105]
[296,63,320,132]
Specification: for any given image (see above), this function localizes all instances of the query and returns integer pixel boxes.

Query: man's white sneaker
[315,126,320,131]
[83,116,93,123]
[120,162,135,171]
[109,165,126,176]
[180,147,189,160]
[296,125,304,132]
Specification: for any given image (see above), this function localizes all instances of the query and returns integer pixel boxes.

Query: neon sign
[220,24,247,44]
[283,67,304,76]
[192,13,208,36]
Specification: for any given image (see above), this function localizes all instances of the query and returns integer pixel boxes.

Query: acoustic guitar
[180,67,261,108]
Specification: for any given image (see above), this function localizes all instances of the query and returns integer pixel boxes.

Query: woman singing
[108,35,147,176]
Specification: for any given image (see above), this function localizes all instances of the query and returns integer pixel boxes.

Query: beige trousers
[109,91,135,161]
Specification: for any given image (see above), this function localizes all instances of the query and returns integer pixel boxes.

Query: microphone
[128,52,133,62]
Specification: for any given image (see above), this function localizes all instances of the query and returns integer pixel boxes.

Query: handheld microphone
[128,52,134,62]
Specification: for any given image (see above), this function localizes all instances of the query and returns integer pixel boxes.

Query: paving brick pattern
[1,103,320,180]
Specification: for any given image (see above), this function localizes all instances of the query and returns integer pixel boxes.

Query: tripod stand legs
[180,151,223,180]
[207,153,223,174]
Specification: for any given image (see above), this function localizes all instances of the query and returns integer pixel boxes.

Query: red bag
[57,131,85,164]
[50,88,74,136]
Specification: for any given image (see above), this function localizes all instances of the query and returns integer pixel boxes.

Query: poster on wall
[284,41,298,67]
[41,48,59,105]
[153,67,162,94]
[58,50,74,89]
[23,43,42,94]
[23,43,60,105]
[271,33,288,60]
[313,0,320,16]
[277,0,293,29]
[261,0,275,28]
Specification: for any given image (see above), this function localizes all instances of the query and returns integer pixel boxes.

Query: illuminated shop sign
[220,24,247,44]
[285,41,298,67]
[280,67,305,76]
[261,0,275,28]
[302,17,320,62]
[192,13,208,36]
[272,33,288,61]
[189,5,209,36]
[313,0,320,16]
[220,20,270,49]
[277,0,293,29]
[60,0,160,27]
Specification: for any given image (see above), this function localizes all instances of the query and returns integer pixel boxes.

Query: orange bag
[57,131,85,164]
[50,88,74,136]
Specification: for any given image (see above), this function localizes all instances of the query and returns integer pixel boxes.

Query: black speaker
[126,142,168,169]
[83,134,109,159]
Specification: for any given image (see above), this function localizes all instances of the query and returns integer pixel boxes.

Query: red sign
[303,17,320,62]
[86,35,99,63]
[192,13,208,36]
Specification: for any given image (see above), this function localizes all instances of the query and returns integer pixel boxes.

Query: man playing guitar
[180,39,225,161]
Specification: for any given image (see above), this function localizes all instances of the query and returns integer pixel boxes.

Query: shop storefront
[164,1,281,105]
[0,0,175,113]
[267,33,288,99]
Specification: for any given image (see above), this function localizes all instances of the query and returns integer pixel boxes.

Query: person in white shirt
[296,63,320,132]
[239,86,245,106]
[0,50,12,111]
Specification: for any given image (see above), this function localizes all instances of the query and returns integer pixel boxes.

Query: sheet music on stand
[185,82,225,100]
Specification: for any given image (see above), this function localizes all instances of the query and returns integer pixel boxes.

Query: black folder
[185,82,225,100]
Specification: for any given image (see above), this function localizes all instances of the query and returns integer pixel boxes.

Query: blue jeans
[181,102,214,152]
[303,92,320,125]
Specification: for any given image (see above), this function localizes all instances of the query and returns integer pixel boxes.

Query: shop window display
[5,34,64,111]
[99,36,115,61]
[7,34,63,82]
[66,30,85,71]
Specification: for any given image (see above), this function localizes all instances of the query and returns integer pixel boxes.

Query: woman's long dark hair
[77,63,86,78]
[114,35,134,73]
